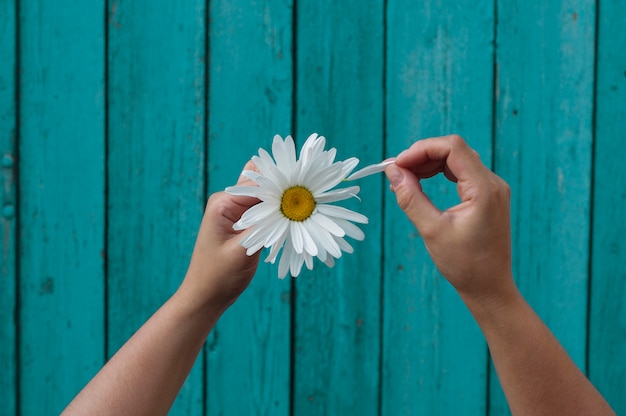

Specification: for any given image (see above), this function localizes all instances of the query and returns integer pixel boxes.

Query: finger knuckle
[447,134,466,147]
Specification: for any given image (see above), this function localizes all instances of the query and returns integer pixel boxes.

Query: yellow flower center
[280,186,316,221]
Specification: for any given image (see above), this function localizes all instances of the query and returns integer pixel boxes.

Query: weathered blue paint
[589,0,626,413]
[0,1,17,414]
[383,0,494,414]
[2,0,625,414]
[106,1,207,414]
[17,1,105,414]
[492,0,596,413]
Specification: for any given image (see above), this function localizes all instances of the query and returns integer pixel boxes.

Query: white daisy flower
[225,133,369,278]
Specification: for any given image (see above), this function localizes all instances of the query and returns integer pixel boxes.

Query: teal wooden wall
[1,0,624,414]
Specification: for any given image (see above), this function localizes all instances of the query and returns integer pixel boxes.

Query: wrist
[174,272,234,328]
[458,276,524,327]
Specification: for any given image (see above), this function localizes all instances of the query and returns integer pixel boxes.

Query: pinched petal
[346,159,396,181]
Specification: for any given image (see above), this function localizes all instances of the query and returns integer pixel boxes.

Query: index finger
[395,135,489,184]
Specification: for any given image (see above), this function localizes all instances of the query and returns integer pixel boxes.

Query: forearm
[63,280,224,416]
[462,286,614,416]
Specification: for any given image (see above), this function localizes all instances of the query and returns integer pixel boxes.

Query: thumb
[385,164,441,233]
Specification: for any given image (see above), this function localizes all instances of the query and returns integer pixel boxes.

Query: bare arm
[62,163,261,416]
[386,135,614,415]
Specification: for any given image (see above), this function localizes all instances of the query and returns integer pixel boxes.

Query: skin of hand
[181,160,262,313]
[62,162,261,416]
[385,134,516,305]
[385,134,615,415]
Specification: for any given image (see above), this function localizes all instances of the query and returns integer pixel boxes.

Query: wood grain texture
[18,1,105,414]
[293,1,384,414]
[6,1,625,413]
[206,0,292,414]
[383,0,494,414]
[106,1,206,414]
[492,0,596,413]
[0,1,17,414]
[589,0,626,412]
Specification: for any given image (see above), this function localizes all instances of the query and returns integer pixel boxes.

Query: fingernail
[385,164,404,187]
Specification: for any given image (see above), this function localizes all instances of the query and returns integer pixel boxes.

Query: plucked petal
[346,159,396,181]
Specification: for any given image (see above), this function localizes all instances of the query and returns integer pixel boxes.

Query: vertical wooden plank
[292,2,384,414]
[206,1,292,414]
[18,1,105,414]
[383,0,494,414]
[589,0,626,412]
[492,0,595,413]
[106,1,206,414]
[0,1,17,414]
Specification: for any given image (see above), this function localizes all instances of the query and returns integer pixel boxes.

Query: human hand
[181,161,261,312]
[385,135,515,305]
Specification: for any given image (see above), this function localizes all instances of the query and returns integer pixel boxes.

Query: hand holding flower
[181,162,263,312]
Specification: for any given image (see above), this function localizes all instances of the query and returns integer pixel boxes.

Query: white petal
[239,225,272,252]
[233,202,276,230]
[290,252,305,277]
[278,235,294,278]
[272,134,296,176]
[341,157,361,176]
[263,216,289,247]
[309,213,346,237]
[332,218,365,241]
[252,154,289,190]
[304,252,314,270]
[290,221,304,254]
[265,229,287,264]
[298,221,319,256]
[346,159,396,181]
[307,222,342,258]
[323,255,335,268]
[246,240,265,256]
[317,204,369,224]
[334,236,354,254]
[225,185,264,198]
[307,164,347,194]
[314,186,360,203]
